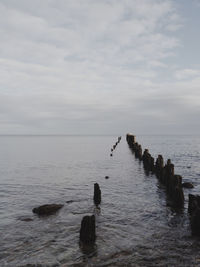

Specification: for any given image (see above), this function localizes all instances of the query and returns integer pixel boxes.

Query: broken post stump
[80,215,96,244]
[93,183,101,206]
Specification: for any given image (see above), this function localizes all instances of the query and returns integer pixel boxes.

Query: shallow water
[0,135,200,266]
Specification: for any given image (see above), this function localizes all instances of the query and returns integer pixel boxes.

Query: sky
[0,0,200,135]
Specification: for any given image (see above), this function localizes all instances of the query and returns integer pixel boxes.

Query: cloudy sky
[0,0,200,135]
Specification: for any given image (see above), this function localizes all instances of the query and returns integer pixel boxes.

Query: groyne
[126,133,199,235]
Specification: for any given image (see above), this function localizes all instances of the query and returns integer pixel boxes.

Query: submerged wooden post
[93,183,101,205]
[80,215,96,244]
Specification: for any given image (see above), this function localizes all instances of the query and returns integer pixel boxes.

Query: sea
[0,134,200,267]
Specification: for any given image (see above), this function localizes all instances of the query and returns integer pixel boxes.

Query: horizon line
[0,133,199,136]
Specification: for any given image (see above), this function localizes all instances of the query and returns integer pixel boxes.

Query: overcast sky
[0,0,200,135]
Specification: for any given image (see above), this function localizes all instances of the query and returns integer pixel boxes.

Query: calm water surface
[0,135,200,266]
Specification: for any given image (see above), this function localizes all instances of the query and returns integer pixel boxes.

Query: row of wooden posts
[126,133,200,236]
[80,136,122,245]
[110,136,122,157]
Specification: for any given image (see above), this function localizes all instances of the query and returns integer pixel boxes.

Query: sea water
[0,135,200,266]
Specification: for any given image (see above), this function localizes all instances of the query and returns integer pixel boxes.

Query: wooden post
[93,183,101,206]
[80,215,96,244]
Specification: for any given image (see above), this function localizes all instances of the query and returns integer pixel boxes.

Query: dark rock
[66,200,74,204]
[80,215,96,244]
[182,182,194,189]
[32,204,63,216]
[93,183,101,206]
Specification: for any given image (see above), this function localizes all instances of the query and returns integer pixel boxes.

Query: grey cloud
[0,0,199,134]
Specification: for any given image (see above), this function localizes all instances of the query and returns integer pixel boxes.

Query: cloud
[174,68,200,80]
[192,0,200,7]
[0,0,198,134]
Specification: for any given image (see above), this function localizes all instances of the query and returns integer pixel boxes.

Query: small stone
[66,200,74,204]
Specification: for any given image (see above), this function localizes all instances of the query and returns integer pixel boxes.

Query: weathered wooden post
[169,175,184,207]
[135,144,143,160]
[188,194,200,235]
[188,194,200,214]
[162,159,174,186]
[191,208,200,236]
[126,134,135,148]
[80,215,96,244]
[93,183,101,206]
[142,149,154,172]
[155,155,164,180]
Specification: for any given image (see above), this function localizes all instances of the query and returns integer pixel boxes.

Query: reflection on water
[0,135,200,266]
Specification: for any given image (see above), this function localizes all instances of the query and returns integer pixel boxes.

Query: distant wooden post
[93,183,101,206]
